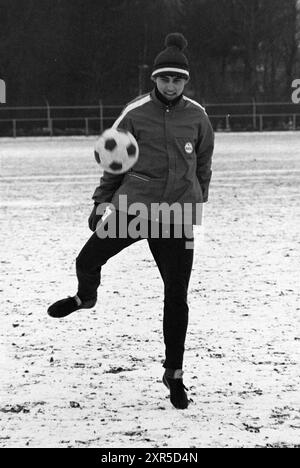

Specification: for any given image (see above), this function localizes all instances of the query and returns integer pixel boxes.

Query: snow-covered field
[0,133,299,448]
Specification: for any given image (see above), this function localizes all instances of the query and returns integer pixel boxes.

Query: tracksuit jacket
[92,88,214,225]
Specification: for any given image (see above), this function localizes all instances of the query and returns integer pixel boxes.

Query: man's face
[154,75,188,101]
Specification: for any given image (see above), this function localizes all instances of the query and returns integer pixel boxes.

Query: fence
[206,102,300,132]
[0,101,300,137]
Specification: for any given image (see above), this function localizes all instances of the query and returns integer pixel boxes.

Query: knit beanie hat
[151,33,189,79]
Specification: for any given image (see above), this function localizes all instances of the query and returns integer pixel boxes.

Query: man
[48,33,214,410]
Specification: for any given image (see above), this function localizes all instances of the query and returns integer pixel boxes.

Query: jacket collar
[150,88,185,110]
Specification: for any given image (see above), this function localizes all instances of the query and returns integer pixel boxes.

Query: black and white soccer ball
[94,128,139,174]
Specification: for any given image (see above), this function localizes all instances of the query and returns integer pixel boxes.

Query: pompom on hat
[152,33,189,79]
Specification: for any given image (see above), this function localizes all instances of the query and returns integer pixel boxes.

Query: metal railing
[0,102,299,137]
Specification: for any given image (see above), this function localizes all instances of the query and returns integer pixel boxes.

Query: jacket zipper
[128,172,150,182]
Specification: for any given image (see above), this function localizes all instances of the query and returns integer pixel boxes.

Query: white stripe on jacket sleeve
[112,94,151,129]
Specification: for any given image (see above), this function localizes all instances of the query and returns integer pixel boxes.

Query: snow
[0,133,299,448]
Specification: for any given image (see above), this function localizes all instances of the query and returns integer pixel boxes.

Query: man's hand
[88,203,102,231]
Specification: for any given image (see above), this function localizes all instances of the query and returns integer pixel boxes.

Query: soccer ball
[94,128,139,174]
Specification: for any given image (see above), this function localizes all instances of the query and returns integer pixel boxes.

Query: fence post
[44,98,52,136]
[99,100,103,134]
[252,98,257,130]
[85,118,89,136]
[12,119,16,138]
[259,114,263,132]
[49,118,53,136]
[225,114,231,132]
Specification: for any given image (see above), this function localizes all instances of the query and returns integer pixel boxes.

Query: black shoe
[47,295,97,318]
[162,369,189,410]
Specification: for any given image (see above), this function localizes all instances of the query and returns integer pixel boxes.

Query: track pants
[75,210,194,370]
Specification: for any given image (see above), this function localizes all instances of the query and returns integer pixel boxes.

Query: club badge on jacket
[185,142,193,154]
